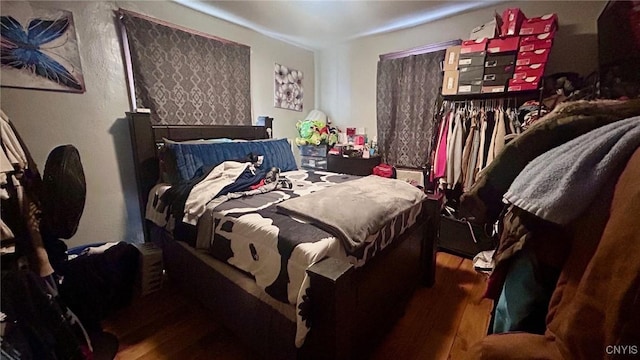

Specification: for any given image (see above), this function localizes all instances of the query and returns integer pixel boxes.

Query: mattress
[146,169,425,346]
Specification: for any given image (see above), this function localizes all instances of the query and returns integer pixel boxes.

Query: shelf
[442,88,541,101]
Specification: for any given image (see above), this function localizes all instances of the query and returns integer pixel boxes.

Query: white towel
[504,116,640,225]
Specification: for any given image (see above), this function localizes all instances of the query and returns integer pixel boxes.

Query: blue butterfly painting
[1,14,83,91]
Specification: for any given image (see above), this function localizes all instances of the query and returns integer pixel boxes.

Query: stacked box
[442,46,461,95]
[457,40,487,95]
[299,145,328,170]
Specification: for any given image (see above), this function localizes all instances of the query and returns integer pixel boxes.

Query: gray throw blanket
[276,175,426,253]
[504,116,640,225]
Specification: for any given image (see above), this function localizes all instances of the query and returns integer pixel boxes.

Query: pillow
[162,137,233,145]
[164,138,297,182]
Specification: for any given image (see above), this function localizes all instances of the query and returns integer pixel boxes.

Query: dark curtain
[120,11,251,126]
[376,50,445,168]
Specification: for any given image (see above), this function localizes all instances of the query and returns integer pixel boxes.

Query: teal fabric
[493,247,551,335]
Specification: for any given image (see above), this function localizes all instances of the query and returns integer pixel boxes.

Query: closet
[432,95,539,258]
[432,7,557,259]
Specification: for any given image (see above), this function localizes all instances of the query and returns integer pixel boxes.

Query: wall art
[1,3,85,93]
[274,63,303,112]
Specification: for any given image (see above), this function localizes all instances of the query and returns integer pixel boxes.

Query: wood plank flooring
[102,252,493,360]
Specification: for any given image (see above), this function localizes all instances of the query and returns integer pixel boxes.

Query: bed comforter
[146,168,425,347]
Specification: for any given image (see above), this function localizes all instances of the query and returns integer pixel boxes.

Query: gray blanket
[276,175,426,252]
[504,116,640,225]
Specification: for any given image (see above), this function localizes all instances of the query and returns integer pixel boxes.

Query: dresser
[327,155,381,176]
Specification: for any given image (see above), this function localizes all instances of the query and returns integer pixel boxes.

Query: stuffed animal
[295,119,322,146]
[295,111,340,147]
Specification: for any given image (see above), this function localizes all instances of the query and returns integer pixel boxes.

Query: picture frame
[0,3,86,93]
[274,63,303,112]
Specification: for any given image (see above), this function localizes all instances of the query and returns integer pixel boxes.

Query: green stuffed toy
[295,117,339,147]
[295,119,322,146]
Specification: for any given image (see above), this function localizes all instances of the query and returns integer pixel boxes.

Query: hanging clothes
[430,99,525,193]
[432,109,451,181]
[446,110,465,189]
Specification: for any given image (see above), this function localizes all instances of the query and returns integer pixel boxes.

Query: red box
[460,38,488,54]
[519,32,554,52]
[519,13,558,35]
[508,76,541,92]
[501,8,527,36]
[487,36,521,53]
[516,49,551,66]
[513,64,546,80]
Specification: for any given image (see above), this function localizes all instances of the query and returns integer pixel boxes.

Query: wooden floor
[102,252,493,360]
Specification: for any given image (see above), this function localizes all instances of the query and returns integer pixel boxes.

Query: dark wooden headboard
[127,112,273,241]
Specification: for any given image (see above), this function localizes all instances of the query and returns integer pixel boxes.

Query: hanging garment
[432,110,450,180]
[481,111,496,170]
[475,111,488,180]
[446,111,465,189]
[0,110,27,171]
[460,110,477,189]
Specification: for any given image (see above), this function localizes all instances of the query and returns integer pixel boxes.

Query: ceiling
[174,0,505,50]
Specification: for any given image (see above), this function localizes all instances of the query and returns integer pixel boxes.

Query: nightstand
[327,155,381,176]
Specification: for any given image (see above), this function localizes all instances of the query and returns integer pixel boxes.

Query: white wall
[317,1,607,140]
[1,1,314,248]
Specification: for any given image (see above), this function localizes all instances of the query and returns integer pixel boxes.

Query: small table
[327,155,381,176]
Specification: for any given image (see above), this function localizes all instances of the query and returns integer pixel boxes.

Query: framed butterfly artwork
[1,4,85,93]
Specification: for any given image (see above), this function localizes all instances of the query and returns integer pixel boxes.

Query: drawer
[327,155,381,176]
[300,156,327,170]
[299,145,328,157]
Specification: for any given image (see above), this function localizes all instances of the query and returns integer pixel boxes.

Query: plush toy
[295,119,323,146]
[295,110,340,147]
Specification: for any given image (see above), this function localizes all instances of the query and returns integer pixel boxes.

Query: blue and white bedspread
[146,168,424,347]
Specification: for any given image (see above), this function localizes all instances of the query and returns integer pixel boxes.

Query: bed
[127,112,443,359]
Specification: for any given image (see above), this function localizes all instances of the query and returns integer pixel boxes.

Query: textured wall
[1,1,314,248]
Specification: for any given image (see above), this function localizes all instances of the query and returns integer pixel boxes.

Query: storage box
[501,8,526,36]
[482,72,513,86]
[457,84,482,94]
[508,76,542,92]
[458,51,486,67]
[442,70,459,95]
[444,46,461,71]
[134,243,163,296]
[300,156,327,170]
[299,145,328,157]
[470,19,498,40]
[485,53,516,68]
[459,66,485,86]
[487,36,521,53]
[519,13,558,35]
[513,63,546,80]
[516,49,551,66]
[481,85,506,94]
[519,32,554,52]
[460,38,488,54]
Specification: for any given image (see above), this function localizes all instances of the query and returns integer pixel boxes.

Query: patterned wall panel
[121,11,251,126]
[377,50,445,168]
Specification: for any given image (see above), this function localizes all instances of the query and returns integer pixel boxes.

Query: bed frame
[127,112,442,359]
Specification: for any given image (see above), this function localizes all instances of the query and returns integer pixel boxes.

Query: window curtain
[376,50,445,168]
[119,10,251,126]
